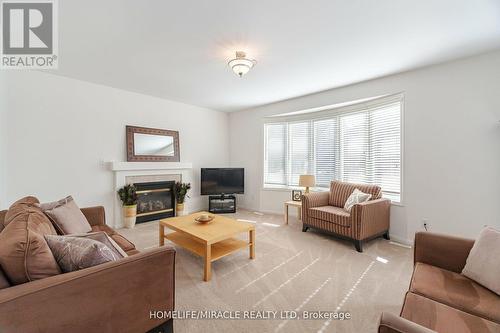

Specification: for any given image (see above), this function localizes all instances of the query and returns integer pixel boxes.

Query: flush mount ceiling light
[228,51,256,77]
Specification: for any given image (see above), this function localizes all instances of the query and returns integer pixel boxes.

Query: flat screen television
[201,168,244,195]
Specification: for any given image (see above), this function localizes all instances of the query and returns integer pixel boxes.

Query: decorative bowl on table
[195,214,214,224]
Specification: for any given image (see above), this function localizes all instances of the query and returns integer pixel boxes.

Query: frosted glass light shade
[228,51,256,77]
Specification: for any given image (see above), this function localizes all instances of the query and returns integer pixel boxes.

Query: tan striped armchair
[301,180,391,252]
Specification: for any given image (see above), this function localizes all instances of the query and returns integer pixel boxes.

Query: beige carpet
[119,210,413,333]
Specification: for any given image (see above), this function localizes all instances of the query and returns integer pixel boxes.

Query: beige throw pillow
[344,189,372,212]
[462,227,500,295]
[45,234,121,272]
[40,196,92,234]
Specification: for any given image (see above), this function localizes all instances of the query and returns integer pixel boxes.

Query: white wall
[0,73,6,208]
[1,71,229,225]
[229,50,500,243]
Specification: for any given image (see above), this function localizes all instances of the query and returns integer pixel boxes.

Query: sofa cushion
[80,206,105,226]
[40,196,92,235]
[401,292,500,333]
[90,224,135,253]
[328,181,382,207]
[309,206,351,227]
[462,227,500,296]
[110,234,136,252]
[45,234,121,273]
[91,224,117,235]
[0,268,11,289]
[0,197,61,284]
[410,262,500,323]
[0,210,6,231]
[0,229,15,288]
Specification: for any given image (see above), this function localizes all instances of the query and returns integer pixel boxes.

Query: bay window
[263,95,402,202]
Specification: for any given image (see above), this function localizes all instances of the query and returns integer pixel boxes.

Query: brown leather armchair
[301,180,391,252]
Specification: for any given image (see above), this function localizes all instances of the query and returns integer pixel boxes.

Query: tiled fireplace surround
[110,162,193,228]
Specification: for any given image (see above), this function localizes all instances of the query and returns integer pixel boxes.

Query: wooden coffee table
[159,212,255,281]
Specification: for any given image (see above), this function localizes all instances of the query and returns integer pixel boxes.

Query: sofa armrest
[351,198,391,240]
[302,191,329,208]
[0,246,175,333]
[301,191,330,220]
[414,232,474,273]
[81,206,106,226]
[378,312,437,333]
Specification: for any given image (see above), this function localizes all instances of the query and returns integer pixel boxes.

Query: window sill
[262,185,403,206]
[262,185,328,192]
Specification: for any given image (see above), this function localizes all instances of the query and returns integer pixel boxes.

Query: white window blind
[369,104,401,196]
[340,112,369,184]
[288,122,311,186]
[264,123,287,185]
[263,96,402,201]
[313,118,337,187]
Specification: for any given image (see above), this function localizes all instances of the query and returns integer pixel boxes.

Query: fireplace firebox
[134,181,175,223]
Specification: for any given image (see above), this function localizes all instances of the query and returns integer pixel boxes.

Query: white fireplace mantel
[110,161,193,228]
[110,161,193,171]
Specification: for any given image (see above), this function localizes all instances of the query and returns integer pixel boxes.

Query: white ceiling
[54,0,500,112]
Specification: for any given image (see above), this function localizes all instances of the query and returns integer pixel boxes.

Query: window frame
[262,93,405,204]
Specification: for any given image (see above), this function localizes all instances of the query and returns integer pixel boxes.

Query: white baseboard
[388,235,412,246]
[238,206,284,216]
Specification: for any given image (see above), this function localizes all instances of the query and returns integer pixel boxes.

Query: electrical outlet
[422,218,429,231]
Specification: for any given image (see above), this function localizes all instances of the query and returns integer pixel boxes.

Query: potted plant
[174,182,191,215]
[117,184,138,228]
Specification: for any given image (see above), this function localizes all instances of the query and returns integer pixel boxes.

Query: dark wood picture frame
[126,125,180,162]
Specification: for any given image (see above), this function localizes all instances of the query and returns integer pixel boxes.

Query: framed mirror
[126,126,180,162]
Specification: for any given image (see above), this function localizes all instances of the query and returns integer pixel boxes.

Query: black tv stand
[208,194,236,214]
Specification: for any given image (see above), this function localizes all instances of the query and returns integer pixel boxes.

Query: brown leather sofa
[378,232,500,333]
[0,204,175,333]
[301,180,391,252]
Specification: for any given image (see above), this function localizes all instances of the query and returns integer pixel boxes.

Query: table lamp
[299,175,315,194]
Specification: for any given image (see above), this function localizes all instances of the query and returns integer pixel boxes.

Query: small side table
[284,200,302,225]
